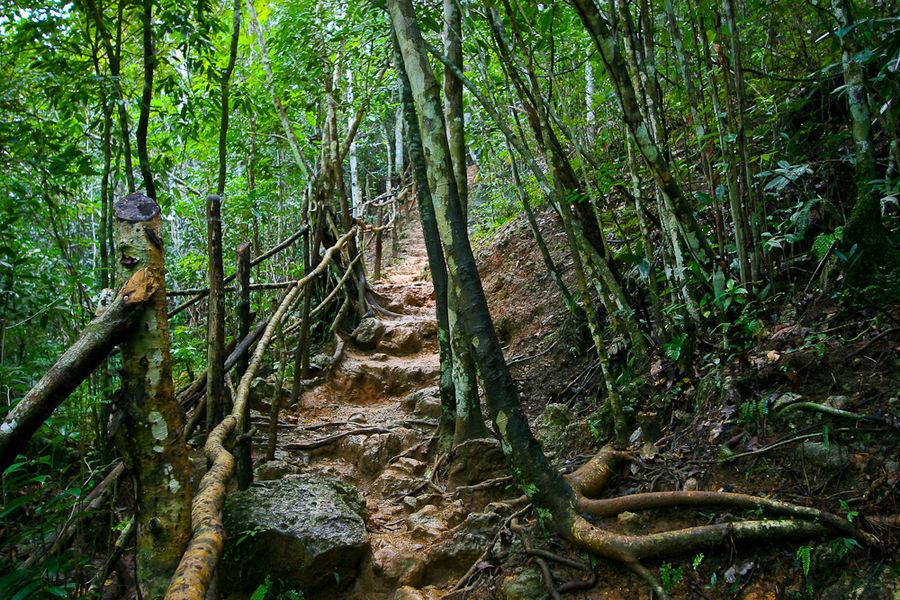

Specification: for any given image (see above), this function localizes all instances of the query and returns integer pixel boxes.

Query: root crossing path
[257,220,510,599]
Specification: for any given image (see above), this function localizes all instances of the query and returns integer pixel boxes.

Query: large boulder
[222,474,368,596]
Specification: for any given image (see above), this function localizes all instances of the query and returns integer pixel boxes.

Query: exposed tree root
[282,427,392,450]
[544,444,880,597]
[776,401,896,426]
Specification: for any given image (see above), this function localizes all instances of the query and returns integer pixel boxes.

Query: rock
[683,477,700,491]
[340,432,403,476]
[796,441,848,472]
[448,438,508,486]
[222,475,368,594]
[352,317,385,350]
[825,395,851,410]
[822,565,900,600]
[393,586,443,600]
[617,511,647,534]
[372,545,426,587]
[379,325,422,355]
[501,568,549,600]
[413,395,442,419]
[374,457,426,498]
[535,403,576,455]
[407,504,448,538]
[255,459,299,481]
[348,412,367,424]
[247,377,288,412]
[400,387,440,411]
[424,511,503,585]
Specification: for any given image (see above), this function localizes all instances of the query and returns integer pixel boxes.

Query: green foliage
[250,574,305,600]
[659,562,683,594]
[738,398,768,435]
[796,544,812,577]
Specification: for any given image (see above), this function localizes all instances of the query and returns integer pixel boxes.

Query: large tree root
[548,447,881,599]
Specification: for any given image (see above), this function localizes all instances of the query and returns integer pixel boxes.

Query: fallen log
[0,269,157,472]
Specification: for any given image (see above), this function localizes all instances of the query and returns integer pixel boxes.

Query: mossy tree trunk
[114,193,191,600]
[831,0,890,274]
[393,32,456,433]
[389,0,575,520]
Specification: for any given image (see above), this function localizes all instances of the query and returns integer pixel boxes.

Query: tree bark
[136,0,156,199]
[393,32,457,432]
[114,193,190,600]
[216,0,241,196]
[389,0,574,518]
[206,195,225,431]
[0,269,156,473]
[443,0,468,215]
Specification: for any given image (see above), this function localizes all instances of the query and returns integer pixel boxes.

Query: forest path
[266,218,456,599]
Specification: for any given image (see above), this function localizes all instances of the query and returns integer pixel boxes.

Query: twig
[507,337,559,366]
[846,327,897,359]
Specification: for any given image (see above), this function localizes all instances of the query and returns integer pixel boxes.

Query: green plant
[692,552,704,570]
[249,574,305,600]
[796,544,812,577]
[738,398,768,435]
[660,562,684,594]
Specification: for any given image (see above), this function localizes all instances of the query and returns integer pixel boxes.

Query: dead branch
[0,269,157,471]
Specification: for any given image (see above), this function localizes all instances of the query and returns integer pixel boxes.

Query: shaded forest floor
[232,206,898,599]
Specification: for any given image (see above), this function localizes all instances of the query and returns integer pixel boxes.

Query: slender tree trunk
[216,0,241,195]
[506,141,579,318]
[443,0,468,215]
[393,32,456,433]
[136,0,156,199]
[831,0,889,268]
[206,195,225,431]
[114,193,191,600]
[245,0,310,188]
[389,0,573,517]
[83,0,135,193]
[572,0,716,283]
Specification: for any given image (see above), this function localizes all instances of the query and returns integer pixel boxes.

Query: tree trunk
[0,269,157,473]
[216,0,241,196]
[136,0,156,199]
[114,193,191,600]
[831,0,889,270]
[443,0,468,215]
[389,0,573,518]
[206,195,225,431]
[393,32,457,433]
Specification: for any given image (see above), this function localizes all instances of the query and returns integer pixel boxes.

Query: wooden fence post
[234,241,253,490]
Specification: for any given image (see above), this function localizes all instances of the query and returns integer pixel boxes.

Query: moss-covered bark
[114,193,191,600]
[389,0,576,524]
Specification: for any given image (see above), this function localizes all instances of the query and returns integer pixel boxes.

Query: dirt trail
[268,219,470,599]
